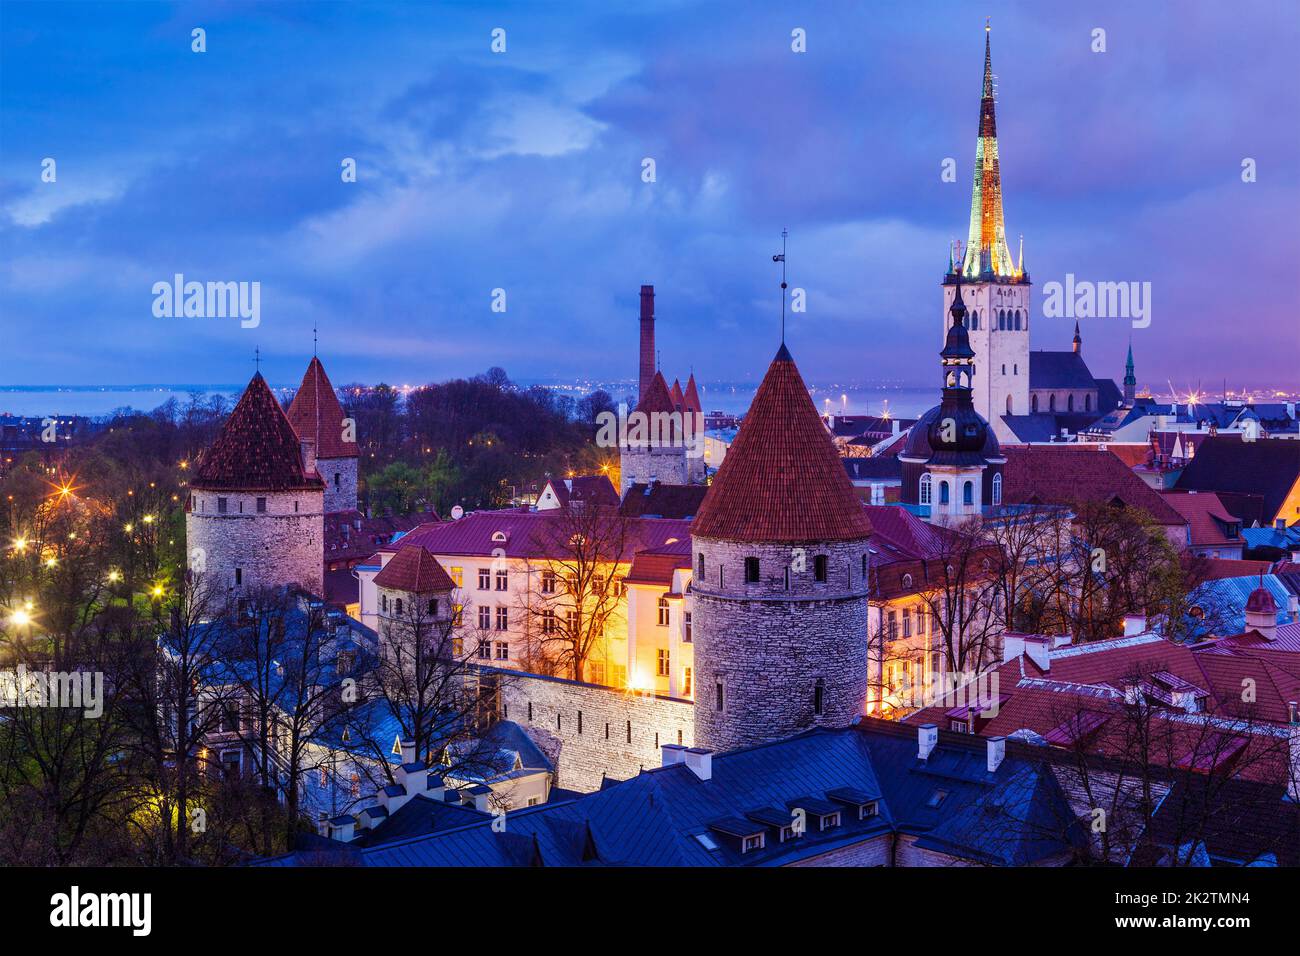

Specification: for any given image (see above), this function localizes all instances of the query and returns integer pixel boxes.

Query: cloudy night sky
[1,0,1296,392]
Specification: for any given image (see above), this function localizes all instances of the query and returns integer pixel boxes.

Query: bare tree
[519,503,632,682]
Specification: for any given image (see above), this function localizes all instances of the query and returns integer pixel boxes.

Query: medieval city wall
[498,670,695,792]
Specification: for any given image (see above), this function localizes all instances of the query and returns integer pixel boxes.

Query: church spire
[961,23,1017,279]
[1124,340,1137,402]
[1072,320,1082,354]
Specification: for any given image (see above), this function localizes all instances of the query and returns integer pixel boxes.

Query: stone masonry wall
[619,445,689,494]
[498,670,694,792]
[319,456,358,514]
[188,489,324,595]
[690,536,870,752]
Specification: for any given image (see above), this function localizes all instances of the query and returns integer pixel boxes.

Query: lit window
[657,648,670,677]
[449,566,463,587]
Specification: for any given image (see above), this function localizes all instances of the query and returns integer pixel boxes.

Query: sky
[1,0,1297,393]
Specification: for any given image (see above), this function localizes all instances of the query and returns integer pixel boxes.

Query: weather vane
[773,227,788,343]
[255,346,260,373]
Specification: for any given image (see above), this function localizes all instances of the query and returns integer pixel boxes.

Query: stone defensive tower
[187,372,326,596]
[619,369,690,494]
[689,343,874,752]
[286,356,359,514]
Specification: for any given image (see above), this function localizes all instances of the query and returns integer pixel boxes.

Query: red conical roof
[192,373,324,492]
[694,345,873,543]
[670,378,685,411]
[286,357,359,459]
[683,374,702,415]
[637,371,676,415]
[373,544,455,594]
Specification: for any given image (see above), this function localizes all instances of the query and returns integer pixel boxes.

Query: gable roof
[682,375,702,415]
[1175,437,1300,522]
[543,475,620,511]
[286,357,359,459]
[693,344,874,544]
[1001,445,1187,526]
[619,482,709,519]
[1159,492,1244,548]
[192,373,325,492]
[1029,350,1099,390]
[373,544,456,593]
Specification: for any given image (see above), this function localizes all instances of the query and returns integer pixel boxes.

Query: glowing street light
[107,570,122,584]
[142,514,155,524]
[12,537,26,552]
[151,584,165,599]
[9,609,31,627]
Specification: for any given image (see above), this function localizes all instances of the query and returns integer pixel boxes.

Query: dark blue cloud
[0,0,1295,393]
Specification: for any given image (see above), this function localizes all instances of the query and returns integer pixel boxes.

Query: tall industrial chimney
[639,284,655,404]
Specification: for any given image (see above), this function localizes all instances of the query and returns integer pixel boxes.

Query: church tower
[1123,342,1137,403]
[690,343,874,752]
[943,24,1030,442]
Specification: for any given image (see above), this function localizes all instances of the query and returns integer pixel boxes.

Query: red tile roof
[543,475,620,510]
[636,371,676,415]
[389,509,691,563]
[373,544,456,593]
[325,510,431,565]
[1001,445,1187,526]
[1159,491,1243,548]
[670,378,685,411]
[693,344,874,543]
[624,551,690,587]
[1192,558,1273,581]
[286,357,359,459]
[192,373,324,492]
[619,482,708,519]
[1069,442,1151,468]
[683,374,702,415]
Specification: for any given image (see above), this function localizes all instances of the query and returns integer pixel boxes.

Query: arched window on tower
[1014,310,1021,330]
[1049,394,1057,412]
[1068,394,1075,412]
[920,473,933,505]
[972,310,979,330]
[940,481,951,505]
[992,473,1003,506]
[963,481,974,506]
[1006,395,1013,415]
[813,678,825,716]
[1085,394,1092,411]
[1031,394,1039,413]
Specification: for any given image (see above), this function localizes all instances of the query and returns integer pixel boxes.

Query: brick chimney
[639,285,655,404]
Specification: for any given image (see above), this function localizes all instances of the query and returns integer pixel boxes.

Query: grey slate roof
[1029,350,1098,390]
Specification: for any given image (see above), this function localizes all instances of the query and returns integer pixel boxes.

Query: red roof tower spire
[693,344,872,543]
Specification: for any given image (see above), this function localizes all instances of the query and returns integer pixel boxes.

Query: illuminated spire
[961,23,1018,279]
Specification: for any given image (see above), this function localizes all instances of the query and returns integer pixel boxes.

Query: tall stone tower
[638,285,655,404]
[286,356,359,514]
[943,25,1030,442]
[187,372,325,596]
[619,369,689,494]
[690,343,874,752]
